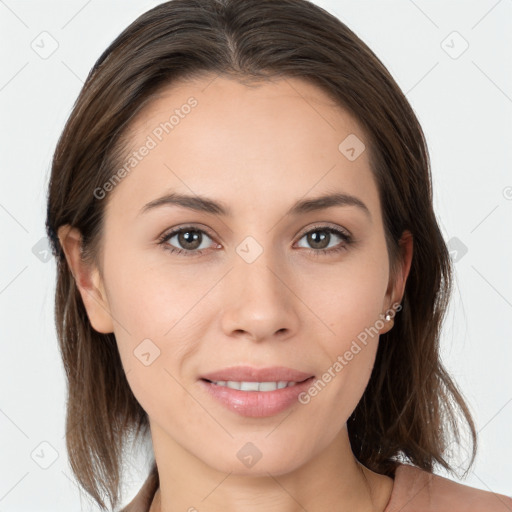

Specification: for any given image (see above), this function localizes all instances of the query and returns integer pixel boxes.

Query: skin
[59,75,413,512]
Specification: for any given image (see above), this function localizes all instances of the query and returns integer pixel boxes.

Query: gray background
[0,0,511,509]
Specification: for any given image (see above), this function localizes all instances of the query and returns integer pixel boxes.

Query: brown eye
[174,229,203,251]
[158,227,216,256]
[296,226,352,255]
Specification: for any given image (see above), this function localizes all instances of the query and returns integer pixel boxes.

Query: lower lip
[198,377,315,417]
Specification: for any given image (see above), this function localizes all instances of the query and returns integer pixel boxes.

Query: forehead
[129,74,363,146]
[107,74,380,223]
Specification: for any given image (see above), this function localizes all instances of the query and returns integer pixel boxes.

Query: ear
[379,229,413,334]
[57,224,114,334]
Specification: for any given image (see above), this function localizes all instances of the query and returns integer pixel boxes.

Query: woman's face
[75,75,411,475]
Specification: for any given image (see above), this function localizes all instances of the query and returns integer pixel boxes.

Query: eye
[157,224,353,257]
[295,225,352,256]
[157,226,218,257]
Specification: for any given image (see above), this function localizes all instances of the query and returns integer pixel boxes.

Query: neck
[148,424,393,512]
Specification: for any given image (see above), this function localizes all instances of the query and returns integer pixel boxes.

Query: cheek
[101,248,209,404]
[308,256,389,354]
[300,304,381,440]
[102,243,208,340]
[299,253,388,417]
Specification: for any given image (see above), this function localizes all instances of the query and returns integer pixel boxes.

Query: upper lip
[200,365,314,383]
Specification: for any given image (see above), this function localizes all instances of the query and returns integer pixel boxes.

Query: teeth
[211,380,298,391]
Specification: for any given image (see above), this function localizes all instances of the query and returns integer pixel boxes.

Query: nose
[219,242,300,343]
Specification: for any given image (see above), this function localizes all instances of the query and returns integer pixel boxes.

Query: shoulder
[384,463,512,512]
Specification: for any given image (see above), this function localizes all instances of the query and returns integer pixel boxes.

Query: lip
[200,365,313,382]
[198,365,315,418]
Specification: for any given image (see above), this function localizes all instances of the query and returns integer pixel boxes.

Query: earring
[384,312,394,330]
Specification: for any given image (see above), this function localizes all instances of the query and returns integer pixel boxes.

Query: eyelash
[156,224,353,258]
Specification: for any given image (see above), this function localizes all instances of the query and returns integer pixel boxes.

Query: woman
[45,0,512,511]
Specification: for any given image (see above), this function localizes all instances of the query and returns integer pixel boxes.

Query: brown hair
[45,0,477,509]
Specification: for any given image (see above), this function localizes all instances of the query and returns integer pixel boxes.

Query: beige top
[120,461,512,511]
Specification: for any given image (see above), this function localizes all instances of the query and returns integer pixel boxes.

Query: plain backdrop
[0,0,511,510]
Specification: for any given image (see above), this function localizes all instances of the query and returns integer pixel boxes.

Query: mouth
[198,373,316,418]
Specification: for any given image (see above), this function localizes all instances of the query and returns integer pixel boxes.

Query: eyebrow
[140,191,371,220]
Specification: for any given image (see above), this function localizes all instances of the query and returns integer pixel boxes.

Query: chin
[197,439,308,477]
